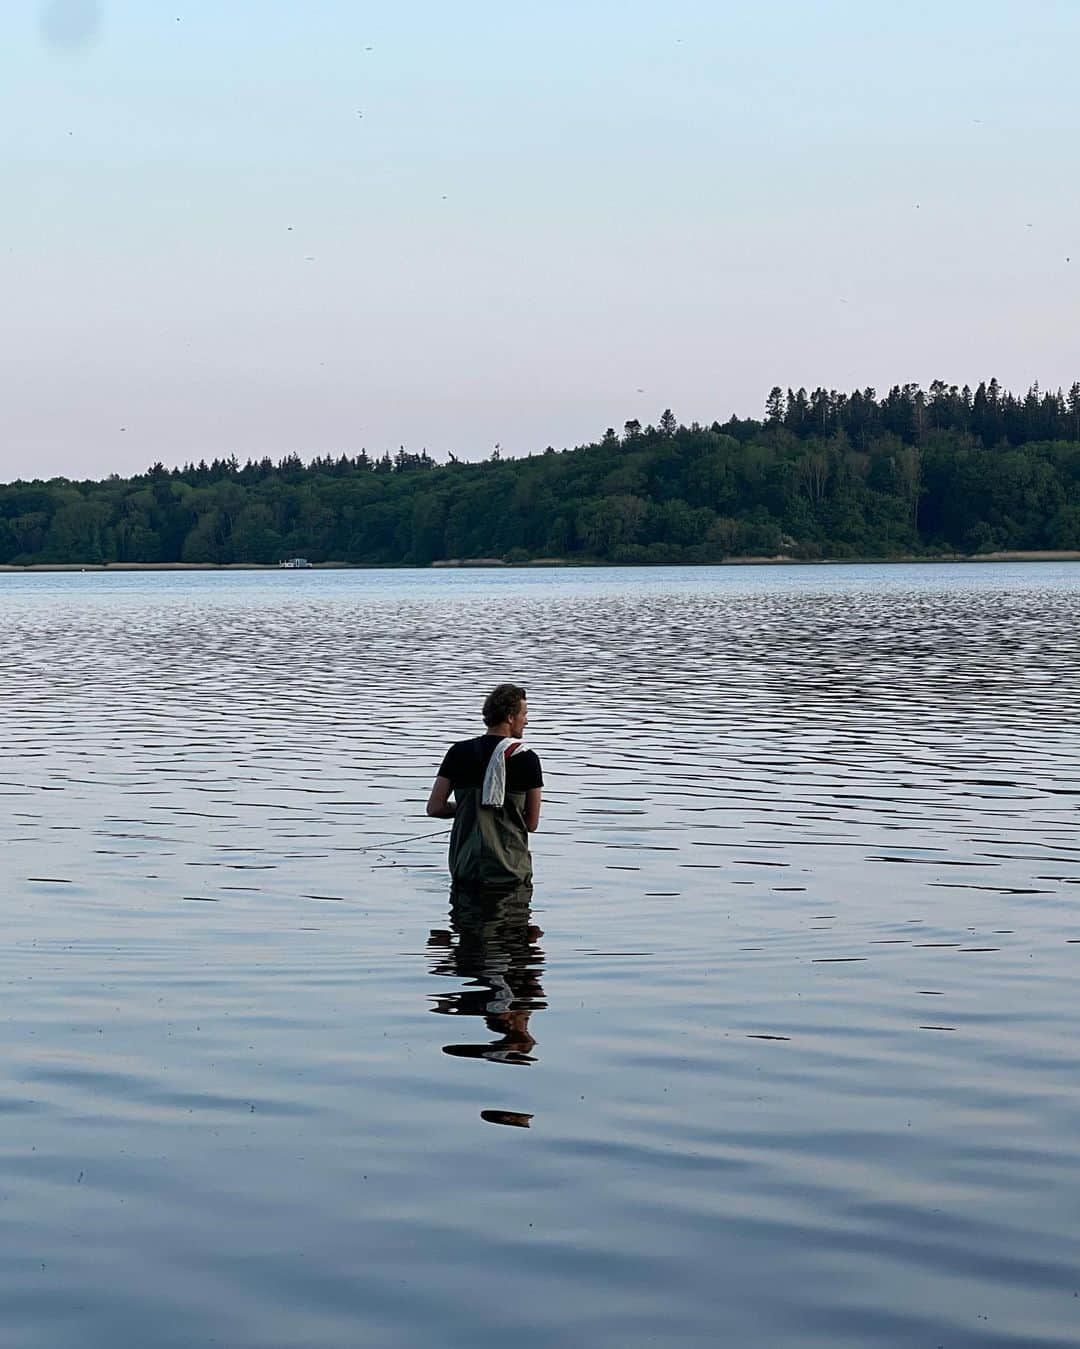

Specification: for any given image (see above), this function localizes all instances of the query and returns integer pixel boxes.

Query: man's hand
[426,775,456,819]
[524,787,542,833]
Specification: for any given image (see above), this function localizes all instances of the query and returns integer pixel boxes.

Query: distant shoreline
[2,550,1080,573]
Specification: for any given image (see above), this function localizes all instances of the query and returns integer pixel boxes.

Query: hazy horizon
[3,0,1078,481]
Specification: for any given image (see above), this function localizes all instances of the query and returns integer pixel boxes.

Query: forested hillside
[3,380,1080,566]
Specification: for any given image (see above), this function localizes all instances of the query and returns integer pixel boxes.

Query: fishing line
[351,827,451,851]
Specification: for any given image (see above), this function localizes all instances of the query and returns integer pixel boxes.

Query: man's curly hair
[482,683,527,727]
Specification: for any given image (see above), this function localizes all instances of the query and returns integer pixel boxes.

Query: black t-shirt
[438,735,544,792]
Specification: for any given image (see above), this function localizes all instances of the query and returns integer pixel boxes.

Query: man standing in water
[426,683,543,888]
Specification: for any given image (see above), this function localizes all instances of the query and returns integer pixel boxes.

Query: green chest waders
[448,787,533,889]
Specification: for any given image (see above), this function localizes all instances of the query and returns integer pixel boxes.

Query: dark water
[2,563,1080,1347]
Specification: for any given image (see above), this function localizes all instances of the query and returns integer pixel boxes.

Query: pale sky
[2,0,1078,481]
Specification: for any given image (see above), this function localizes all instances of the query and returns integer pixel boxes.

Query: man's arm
[524,787,542,833]
[426,775,456,819]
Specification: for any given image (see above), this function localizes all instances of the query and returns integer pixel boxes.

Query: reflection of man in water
[426,683,543,889]
[427,884,546,1065]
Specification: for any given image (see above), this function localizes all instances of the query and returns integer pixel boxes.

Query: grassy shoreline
[2,550,1080,574]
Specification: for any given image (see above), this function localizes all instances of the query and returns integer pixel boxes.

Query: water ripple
[1,564,1079,1346]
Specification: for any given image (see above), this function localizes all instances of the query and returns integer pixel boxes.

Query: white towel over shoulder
[481,738,528,807]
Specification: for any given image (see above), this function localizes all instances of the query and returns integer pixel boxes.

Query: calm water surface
[2,563,1080,1347]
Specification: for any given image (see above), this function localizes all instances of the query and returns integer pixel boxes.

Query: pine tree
[1068,383,1080,441]
[810,387,834,435]
[765,387,785,424]
[784,388,810,436]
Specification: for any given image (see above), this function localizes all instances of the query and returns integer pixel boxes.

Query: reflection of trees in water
[427,884,546,1067]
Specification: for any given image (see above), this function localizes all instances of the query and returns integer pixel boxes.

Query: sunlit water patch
[1,563,1080,1347]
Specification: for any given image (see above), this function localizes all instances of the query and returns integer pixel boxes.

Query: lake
[2,562,1079,1347]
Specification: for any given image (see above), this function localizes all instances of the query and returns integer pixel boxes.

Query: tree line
[2,379,1079,566]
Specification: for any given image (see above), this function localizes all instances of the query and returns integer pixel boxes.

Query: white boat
[279,557,313,569]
